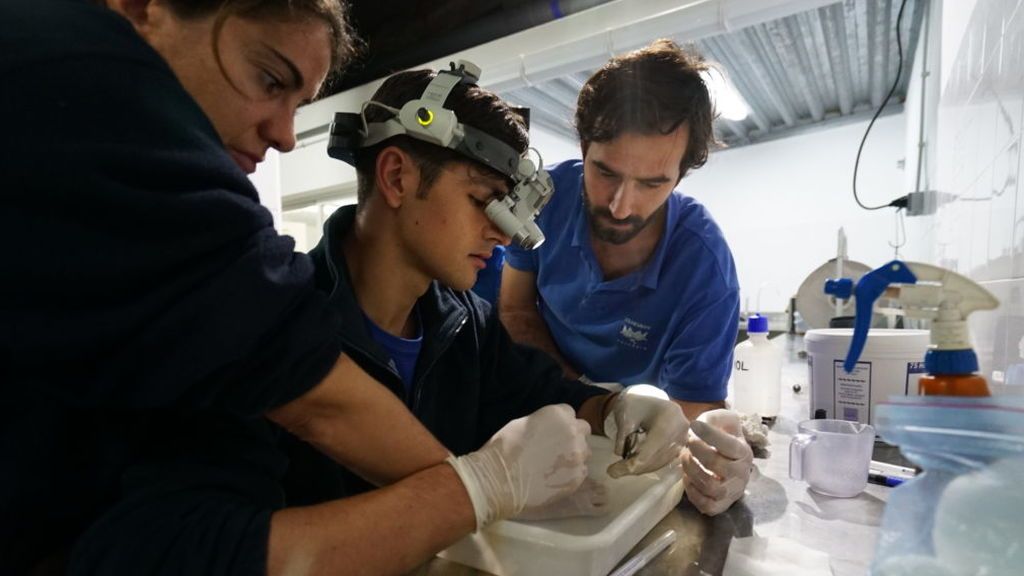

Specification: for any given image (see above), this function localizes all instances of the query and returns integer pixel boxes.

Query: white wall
[280,200,354,252]
[903,0,941,215]
[280,135,357,200]
[940,0,980,89]
[530,124,582,164]
[683,114,928,314]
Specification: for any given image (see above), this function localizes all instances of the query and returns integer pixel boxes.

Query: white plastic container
[438,435,684,576]
[804,328,929,425]
[732,315,782,418]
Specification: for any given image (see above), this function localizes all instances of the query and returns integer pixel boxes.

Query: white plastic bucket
[804,329,930,425]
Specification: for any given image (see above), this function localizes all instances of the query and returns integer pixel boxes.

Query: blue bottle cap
[747,314,769,333]
[924,349,979,375]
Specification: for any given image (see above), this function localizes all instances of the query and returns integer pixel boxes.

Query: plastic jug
[732,315,782,418]
[789,418,875,497]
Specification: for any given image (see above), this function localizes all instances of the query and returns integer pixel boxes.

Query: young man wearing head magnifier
[284,62,691,521]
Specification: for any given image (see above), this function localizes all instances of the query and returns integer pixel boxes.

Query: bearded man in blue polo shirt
[501,40,753,516]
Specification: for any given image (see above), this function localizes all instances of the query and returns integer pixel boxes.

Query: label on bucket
[906,361,927,393]
[834,360,871,423]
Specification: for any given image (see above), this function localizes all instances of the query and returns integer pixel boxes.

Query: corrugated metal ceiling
[501,0,927,149]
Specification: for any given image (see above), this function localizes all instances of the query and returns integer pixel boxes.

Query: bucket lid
[805,328,930,356]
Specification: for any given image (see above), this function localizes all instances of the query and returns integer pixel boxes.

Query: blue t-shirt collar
[362,308,424,394]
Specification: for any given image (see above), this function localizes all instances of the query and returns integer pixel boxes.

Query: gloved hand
[683,409,754,516]
[513,478,609,520]
[603,384,689,478]
[446,404,591,529]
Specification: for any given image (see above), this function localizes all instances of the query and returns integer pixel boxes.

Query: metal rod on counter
[608,529,677,576]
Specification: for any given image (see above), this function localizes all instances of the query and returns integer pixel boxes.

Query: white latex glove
[446,404,591,529]
[603,384,689,478]
[512,478,609,520]
[683,409,754,516]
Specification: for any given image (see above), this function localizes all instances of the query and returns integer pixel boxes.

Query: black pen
[868,473,905,487]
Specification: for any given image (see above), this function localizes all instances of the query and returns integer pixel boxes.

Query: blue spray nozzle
[824,278,854,299]
[826,260,918,373]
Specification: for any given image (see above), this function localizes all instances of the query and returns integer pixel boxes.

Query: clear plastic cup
[789,419,874,497]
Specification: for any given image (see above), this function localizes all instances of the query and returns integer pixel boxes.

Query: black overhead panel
[331,0,614,96]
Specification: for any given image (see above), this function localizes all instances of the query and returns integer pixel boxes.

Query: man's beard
[583,192,662,245]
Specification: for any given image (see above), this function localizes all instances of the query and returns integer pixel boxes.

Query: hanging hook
[888,207,907,259]
[719,0,732,33]
[518,54,533,88]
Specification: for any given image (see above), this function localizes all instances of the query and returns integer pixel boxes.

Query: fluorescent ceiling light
[702,66,750,122]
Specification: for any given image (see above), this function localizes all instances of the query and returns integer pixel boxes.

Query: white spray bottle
[825,260,998,396]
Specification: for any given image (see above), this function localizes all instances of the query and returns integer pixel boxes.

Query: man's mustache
[592,209,643,227]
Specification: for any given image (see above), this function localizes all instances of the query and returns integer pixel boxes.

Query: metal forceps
[623,427,647,460]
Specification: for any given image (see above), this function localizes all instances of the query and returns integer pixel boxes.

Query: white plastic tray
[439,435,684,576]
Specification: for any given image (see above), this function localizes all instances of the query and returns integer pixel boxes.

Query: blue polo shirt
[505,160,739,401]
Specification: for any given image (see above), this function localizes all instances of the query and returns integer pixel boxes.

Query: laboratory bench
[415,333,891,576]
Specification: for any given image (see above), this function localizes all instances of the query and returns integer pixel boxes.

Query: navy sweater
[1,1,343,572]
[280,206,608,505]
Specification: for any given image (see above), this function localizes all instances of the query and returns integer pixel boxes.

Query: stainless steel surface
[415,334,889,576]
[608,529,677,576]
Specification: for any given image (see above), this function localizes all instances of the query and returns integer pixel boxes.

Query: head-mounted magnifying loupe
[326,60,553,249]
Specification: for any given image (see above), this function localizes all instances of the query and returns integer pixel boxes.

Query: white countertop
[415,333,891,576]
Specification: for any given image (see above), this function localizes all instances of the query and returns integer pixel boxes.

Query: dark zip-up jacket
[3,1,343,572]
[285,206,607,502]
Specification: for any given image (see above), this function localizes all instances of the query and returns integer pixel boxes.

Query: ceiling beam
[700,35,772,133]
[824,2,855,116]
[748,26,800,126]
[775,17,825,121]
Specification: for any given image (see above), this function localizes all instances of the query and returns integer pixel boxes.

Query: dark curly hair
[576,39,716,179]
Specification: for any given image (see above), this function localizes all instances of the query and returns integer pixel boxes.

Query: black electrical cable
[852,0,910,211]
